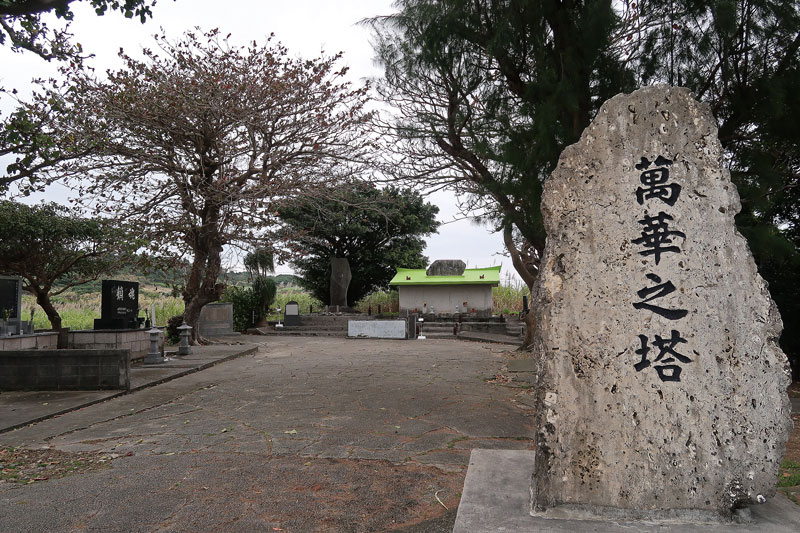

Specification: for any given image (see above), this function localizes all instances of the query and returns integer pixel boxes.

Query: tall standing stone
[530,86,792,521]
[330,257,352,308]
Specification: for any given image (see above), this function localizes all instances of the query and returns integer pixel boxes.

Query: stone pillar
[529,86,792,521]
[407,313,418,339]
[330,257,351,308]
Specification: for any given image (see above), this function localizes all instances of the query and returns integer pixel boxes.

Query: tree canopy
[0,0,161,61]
[278,183,439,306]
[0,200,139,330]
[23,29,373,341]
[371,0,800,353]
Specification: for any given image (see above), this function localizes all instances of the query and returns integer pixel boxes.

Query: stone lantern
[144,327,165,365]
[177,322,192,356]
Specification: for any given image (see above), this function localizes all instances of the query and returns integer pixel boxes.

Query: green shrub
[492,283,530,315]
[265,288,323,320]
[222,285,258,332]
[221,277,278,332]
[355,289,399,313]
[166,314,184,344]
[252,276,277,323]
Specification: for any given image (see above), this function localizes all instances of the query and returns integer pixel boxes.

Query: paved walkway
[0,342,260,433]
[0,337,533,532]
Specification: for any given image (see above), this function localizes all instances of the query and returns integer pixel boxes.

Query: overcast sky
[1,0,514,281]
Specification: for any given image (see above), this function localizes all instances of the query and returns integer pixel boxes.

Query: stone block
[36,364,56,378]
[4,337,21,350]
[348,320,407,339]
[60,364,78,377]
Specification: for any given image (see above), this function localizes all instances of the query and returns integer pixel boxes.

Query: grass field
[21,289,184,330]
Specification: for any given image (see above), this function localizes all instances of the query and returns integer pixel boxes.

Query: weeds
[779,460,800,488]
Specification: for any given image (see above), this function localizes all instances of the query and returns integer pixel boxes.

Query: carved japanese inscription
[529,86,792,521]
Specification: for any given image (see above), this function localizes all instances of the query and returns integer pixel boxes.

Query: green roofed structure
[389,260,500,316]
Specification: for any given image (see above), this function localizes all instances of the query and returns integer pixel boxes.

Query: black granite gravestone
[0,276,22,334]
[0,276,21,320]
[94,280,139,330]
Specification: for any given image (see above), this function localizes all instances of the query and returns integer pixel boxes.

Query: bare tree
[32,29,372,342]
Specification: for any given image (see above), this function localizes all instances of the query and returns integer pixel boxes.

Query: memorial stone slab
[530,86,792,521]
[284,300,301,327]
[330,257,352,307]
[0,276,22,334]
[0,276,22,320]
[95,280,139,330]
[198,303,235,337]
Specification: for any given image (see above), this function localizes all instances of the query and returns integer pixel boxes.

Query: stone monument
[0,276,22,335]
[94,280,139,330]
[284,300,301,327]
[530,86,792,521]
[330,257,351,308]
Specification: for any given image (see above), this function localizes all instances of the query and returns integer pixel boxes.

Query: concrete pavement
[0,337,534,532]
[0,342,260,433]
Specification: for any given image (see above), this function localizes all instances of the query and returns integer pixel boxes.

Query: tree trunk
[182,224,225,344]
[503,225,540,350]
[34,288,62,332]
[522,304,536,349]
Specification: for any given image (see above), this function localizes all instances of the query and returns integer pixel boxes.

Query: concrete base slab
[0,390,117,431]
[1,344,259,433]
[453,449,800,532]
[507,359,537,373]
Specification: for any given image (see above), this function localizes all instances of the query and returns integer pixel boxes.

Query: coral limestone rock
[530,86,792,521]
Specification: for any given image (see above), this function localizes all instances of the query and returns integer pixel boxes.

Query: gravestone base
[453,449,800,533]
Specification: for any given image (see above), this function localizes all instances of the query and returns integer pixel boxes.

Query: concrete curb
[457,333,522,346]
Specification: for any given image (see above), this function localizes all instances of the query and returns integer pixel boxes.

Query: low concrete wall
[69,329,149,362]
[0,332,59,351]
[348,320,407,339]
[199,303,236,336]
[0,349,130,391]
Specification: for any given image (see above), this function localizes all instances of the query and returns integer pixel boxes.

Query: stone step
[422,317,505,323]
[423,327,459,334]
[424,332,457,339]
[276,325,348,331]
[252,329,347,337]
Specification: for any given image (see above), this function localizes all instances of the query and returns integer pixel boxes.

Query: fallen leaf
[284,429,297,435]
